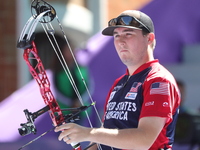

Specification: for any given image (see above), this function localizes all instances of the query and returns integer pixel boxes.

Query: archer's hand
[54,123,91,144]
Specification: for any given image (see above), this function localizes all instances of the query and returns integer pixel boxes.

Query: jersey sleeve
[139,78,176,122]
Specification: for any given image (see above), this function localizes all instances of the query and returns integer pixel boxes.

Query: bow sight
[18,106,49,136]
[18,109,37,136]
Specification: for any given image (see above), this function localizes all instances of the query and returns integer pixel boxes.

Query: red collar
[125,59,159,75]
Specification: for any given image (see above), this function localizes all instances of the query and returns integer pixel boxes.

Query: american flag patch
[130,82,142,93]
[150,82,170,95]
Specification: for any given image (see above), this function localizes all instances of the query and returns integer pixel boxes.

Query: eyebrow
[113,28,135,35]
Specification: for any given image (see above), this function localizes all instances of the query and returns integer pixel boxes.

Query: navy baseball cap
[102,10,154,36]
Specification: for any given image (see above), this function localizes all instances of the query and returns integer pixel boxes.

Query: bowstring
[40,16,106,150]
[41,23,93,126]
[55,16,103,126]
[40,19,103,126]
[43,8,103,126]
[42,23,84,106]
[41,23,102,150]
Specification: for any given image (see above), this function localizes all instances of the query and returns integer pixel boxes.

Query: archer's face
[113,27,149,66]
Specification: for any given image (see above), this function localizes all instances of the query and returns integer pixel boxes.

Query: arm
[55,116,166,150]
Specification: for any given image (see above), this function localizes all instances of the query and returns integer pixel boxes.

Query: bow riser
[23,41,65,126]
[22,39,81,150]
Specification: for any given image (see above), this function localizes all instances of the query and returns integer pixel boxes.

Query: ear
[148,33,155,44]
[147,33,156,49]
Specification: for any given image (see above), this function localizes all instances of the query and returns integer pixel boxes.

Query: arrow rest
[31,0,56,23]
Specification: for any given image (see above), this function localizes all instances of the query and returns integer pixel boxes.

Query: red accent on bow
[23,41,65,126]
[22,40,81,150]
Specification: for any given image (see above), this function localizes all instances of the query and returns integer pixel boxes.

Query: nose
[118,36,126,47]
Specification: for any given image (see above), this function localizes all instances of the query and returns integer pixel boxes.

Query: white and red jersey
[102,60,181,150]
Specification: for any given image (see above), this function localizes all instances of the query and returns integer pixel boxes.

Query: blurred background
[0,0,200,149]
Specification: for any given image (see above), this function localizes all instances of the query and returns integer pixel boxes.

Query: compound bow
[17,0,102,150]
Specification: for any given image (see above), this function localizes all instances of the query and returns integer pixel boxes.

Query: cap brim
[102,25,142,36]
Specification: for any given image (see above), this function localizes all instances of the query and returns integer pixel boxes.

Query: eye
[113,34,120,38]
[126,32,133,36]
